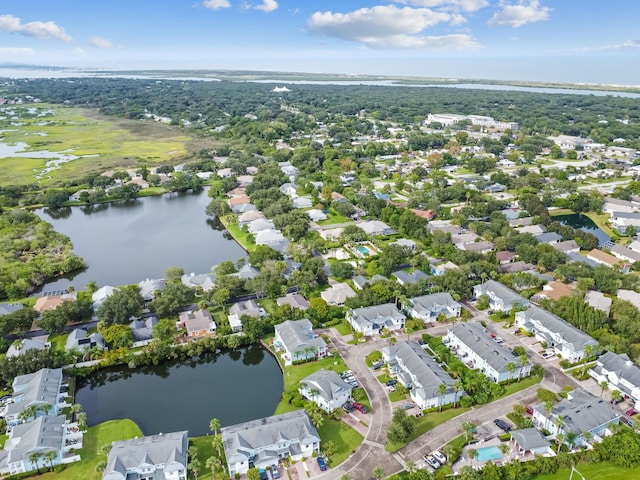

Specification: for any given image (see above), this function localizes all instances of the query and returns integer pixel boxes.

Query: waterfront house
[299,369,352,412]
[222,410,319,476]
[33,294,75,314]
[181,272,216,292]
[274,319,326,365]
[247,218,276,234]
[138,278,166,302]
[238,210,265,226]
[444,322,532,383]
[473,280,529,313]
[346,303,406,336]
[92,285,117,311]
[176,309,216,337]
[6,368,65,427]
[129,316,158,346]
[515,306,598,363]
[406,293,461,323]
[103,430,188,480]
[382,341,462,409]
[65,328,105,353]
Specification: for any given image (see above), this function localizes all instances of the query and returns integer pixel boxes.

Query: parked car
[525,405,533,415]
[343,403,355,413]
[621,416,635,428]
[401,403,415,410]
[271,465,280,479]
[626,408,638,416]
[317,457,327,471]
[494,418,512,432]
[372,361,384,370]
[432,450,447,465]
[424,454,441,469]
[259,469,268,480]
[541,351,554,359]
[386,379,398,386]
[611,397,624,405]
[354,403,368,414]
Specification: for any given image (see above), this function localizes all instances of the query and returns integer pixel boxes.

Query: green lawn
[221,221,256,252]
[35,419,142,480]
[317,418,364,466]
[0,433,7,449]
[317,211,350,226]
[386,407,471,452]
[48,333,69,352]
[189,435,218,478]
[534,462,640,480]
[389,390,408,402]
[334,322,352,336]
[502,374,544,397]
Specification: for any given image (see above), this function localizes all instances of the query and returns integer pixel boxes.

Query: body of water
[75,344,283,436]
[555,213,611,247]
[35,188,246,291]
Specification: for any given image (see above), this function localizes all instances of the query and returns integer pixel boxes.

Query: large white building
[299,369,352,412]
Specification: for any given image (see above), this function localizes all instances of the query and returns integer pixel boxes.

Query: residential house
[6,338,48,358]
[515,306,598,363]
[274,319,327,365]
[451,232,480,246]
[238,210,265,226]
[444,322,532,383]
[537,281,574,301]
[496,251,515,264]
[276,294,310,311]
[0,302,23,316]
[392,239,417,251]
[358,220,395,236]
[92,285,117,311]
[516,225,546,235]
[584,291,612,315]
[247,218,276,234]
[461,241,495,254]
[509,428,552,457]
[65,328,105,352]
[229,300,265,320]
[553,240,580,254]
[217,167,234,178]
[231,202,258,215]
[33,294,75,314]
[603,197,640,214]
[509,217,534,228]
[473,280,530,313]
[346,303,406,336]
[298,369,352,412]
[254,229,287,246]
[406,293,461,323]
[6,368,65,426]
[292,197,313,209]
[307,209,327,222]
[0,415,73,476]
[181,272,216,292]
[499,261,537,274]
[321,282,356,306]
[176,309,216,337]
[222,410,320,476]
[138,278,166,302]
[567,252,599,268]
[531,389,619,448]
[129,317,158,346]
[609,244,640,263]
[226,187,247,198]
[382,341,462,409]
[587,249,622,268]
[392,269,428,286]
[427,221,463,236]
[103,430,188,480]
[352,275,388,290]
[228,195,251,210]
[279,183,298,198]
[318,227,344,241]
[431,261,459,276]
[534,232,562,244]
[232,264,260,280]
[627,240,640,253]
[589,351,640,408]
[610,212,640,233]
[617,289,640,310]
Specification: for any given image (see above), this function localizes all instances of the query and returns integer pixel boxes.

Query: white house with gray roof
[138,278,166,302]
[392,269,428,285]
[0,302,23,316]
[406,293,461,323]
[65,328,105,353]
[103,430,188,480]
[0,415,75,476]
[321,282,356,306]
[509,428,551,457]
[515,306,598,363]
[6,338,48,358]
[609,244,640,263]
[346,303,406,336]
[584,291,612,315]
[473,280,529,313]
[589,352,640,409]
[6,368,65,427]
[358,220,395,236]
[382,341,462,409]
[274,319,327,366]
[181,272,216,291]
[299,369,352,412]
[444,322,532,383]
[222,410,320,476]
[531,389,619,448]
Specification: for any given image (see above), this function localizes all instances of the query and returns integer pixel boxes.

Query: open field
[534,462,640,480]
[0,104,218,187]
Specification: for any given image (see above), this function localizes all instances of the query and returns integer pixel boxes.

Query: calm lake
[555,213,611,247]
[36,188,246,291]
[75,344,283,436]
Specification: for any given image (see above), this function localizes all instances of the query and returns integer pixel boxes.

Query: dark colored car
[372,361,384,370]
[611,397,624,405]
[386,379,398,386]
[621,416,634,428]
[271,464,280,479]
[494,418,512,432]
[317,457,327,471]
[259,469,269,480]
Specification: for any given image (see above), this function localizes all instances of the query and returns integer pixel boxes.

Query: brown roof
[540,281,574,301]
[226,187,247,198]
[411,209,437,220]
[587,249,621,266]
[228,195,251,206]
[34,296,73,313]
[331,192,347,201]
[496,251,515,261]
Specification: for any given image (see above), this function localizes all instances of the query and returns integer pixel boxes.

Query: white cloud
[254,0,278,12]
[90,36,116,48]
[72,47,86,56]
[202,0,231,9]
[600,40,640,50]
[364,33,480,49]
[394,0,489,12]
[308,5,471,49]
[0,14,72,42]
[488,1,550,28]
[0,47,35,56]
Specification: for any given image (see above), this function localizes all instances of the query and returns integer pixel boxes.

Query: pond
[36,188,246,291]
[75,344,283,436]
[555,213,612,247]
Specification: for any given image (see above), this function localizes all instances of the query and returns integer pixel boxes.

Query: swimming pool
[475,446,503,462]
[356,246,370,255]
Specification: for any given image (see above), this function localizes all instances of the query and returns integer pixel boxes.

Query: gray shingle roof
[8,368,63,417]
[392,270,428,284]
[104,430,188,480]
[409,293,461,314]
[543,389,619,435]
[475,280,528,307]
[348,303,406,330]
[275,319,325,355]
[448,322,518,373]
[7,415,66,465]
[0,303,23,316]
[517,306,597,353]
[300,369,352,404]
[593,351,640,396]
[510,428,550,450]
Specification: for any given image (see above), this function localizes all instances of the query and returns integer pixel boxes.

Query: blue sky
[1,1,639,84]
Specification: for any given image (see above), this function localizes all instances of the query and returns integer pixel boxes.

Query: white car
[432,450,447,465]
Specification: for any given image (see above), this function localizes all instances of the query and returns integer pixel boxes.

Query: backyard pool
[356,246,371,255]
[476,446,503,462]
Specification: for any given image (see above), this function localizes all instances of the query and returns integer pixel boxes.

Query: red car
[626,408,638,416]
[525,405,533,415]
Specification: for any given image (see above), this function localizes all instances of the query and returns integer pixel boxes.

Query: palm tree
[543,400,554,431]
[211,434,224,459]
[518,355,529,382]
[77,412,88,432]
[555,433,565,454]
[611,390,623,405]
[462,421,475,442]
[566,432,577,451]
[209,417,221,435]
[506,362,517,384]
[600,380,609,398]
[28,452,42,474]
[499,444,509,456]
[468,448,478,467]
[582,344,594,376]
[372,466,386,480]
[43,450,57,471]
[406,460,417,473]
[453,379,463,408]
[437,383,448,411]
